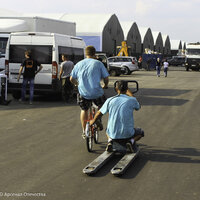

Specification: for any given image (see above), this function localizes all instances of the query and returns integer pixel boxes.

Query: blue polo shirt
[100,94,140,139]
[70,58,109,99]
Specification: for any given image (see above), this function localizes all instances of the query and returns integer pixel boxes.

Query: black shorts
[77,93,106,110]
[112,128,144,143]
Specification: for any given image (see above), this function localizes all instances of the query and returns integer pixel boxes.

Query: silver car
[107,56,139,75]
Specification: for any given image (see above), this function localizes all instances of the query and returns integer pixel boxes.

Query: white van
[0,34,10,71]
[5,32,86,98]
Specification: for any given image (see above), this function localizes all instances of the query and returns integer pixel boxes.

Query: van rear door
[9,44,53,85]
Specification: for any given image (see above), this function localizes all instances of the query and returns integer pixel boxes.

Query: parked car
[167,56,185,66]
[107,56,139,75]
[96,53,124,76]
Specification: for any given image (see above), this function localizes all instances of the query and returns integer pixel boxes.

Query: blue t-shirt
[70,58,109,99]
[100,94,140,139]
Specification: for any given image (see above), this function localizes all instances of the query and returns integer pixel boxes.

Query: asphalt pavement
[0,67,199,200]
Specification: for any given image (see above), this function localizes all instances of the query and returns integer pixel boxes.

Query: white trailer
[0,16,76,70]
[185,43,200,71]
[0,16,76,36]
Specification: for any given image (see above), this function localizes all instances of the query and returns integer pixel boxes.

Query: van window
[58,46,73,63]
[73,48,84,64]
[122,58,132,62]
[58,46,84,64]
[9,45,52,64]
[0,37,8,56]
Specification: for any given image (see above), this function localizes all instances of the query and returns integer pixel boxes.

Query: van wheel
[124,67,130,75]
[12,91,21,99]
[109,70,117,76]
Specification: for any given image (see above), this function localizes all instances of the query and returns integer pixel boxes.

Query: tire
[109,69,117,76]
[124,67,130,75]
[94,128,99,144]
[12,91,21,99]
[86,131,93,152]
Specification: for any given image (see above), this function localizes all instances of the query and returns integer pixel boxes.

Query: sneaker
[132,142,139,153]
[126,142,139,153]
[82,132,86,139]
[19,98,25,103]
[96,119,103,131]
[29,101,33,105]
[126,142,134,153]
[106,142,113,152]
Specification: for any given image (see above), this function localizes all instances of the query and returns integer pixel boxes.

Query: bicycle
[85,103,100,152]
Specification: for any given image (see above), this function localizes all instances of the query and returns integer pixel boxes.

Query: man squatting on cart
[90,80,144,152]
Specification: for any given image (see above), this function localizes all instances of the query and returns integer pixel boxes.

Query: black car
[168,56,185,66]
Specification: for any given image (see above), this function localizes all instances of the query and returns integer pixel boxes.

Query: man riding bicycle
[90,80,144,152]
[70,45,109,137]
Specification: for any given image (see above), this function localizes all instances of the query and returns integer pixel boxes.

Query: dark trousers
[21,78,34,101]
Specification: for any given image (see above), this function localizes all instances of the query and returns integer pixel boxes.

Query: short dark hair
[85,46,96,56]
[115,81,128,92]
[62,54,68,59]
[25,50,32,58]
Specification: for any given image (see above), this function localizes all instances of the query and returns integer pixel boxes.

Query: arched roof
[182,41,186,50]
[152,31,160,45]
[162,34,169,43]
[120,21,134,40]
[138,27,149,42]
[60,14,116,36]
[171,40,182,50]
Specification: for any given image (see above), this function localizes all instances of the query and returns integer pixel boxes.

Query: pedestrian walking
[163,59,169,77]
[156,57,161,77]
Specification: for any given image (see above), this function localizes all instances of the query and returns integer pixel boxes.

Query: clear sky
[0,0,200,43]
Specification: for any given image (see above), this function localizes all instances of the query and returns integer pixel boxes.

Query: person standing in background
[138,56,142,69]
[59,54,74,102]
[17,50,43,104]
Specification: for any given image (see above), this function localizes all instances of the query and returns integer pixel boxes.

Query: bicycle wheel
[94,127,99,144]
[86,129,93,152]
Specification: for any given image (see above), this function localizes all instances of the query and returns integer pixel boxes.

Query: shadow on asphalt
[0,94,78,110]
[139,88,190,97]
[135,88,191,106]
[106,86,191,107]
[1,86,191,110]
[138,96,189,106]
[118,145,200,179]
[87,145,200,179]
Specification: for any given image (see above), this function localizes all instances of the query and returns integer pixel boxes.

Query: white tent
[171,39,182,56]
[171,39,182,50]
[58,13,124,55]
[121,21,133,40]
